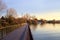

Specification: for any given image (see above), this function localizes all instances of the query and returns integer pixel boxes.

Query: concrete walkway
[2,24,33,40]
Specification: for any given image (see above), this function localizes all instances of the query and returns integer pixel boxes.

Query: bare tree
[6,8,18,18]
[0,0,7,16]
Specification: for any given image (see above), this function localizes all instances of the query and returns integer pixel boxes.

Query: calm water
[30,23,60,40]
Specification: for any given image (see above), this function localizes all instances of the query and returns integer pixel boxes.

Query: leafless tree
[6,8,18,18]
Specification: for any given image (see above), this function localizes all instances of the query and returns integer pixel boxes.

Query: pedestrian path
[2,24,33,40]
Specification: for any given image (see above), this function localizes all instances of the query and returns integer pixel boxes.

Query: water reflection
[40,23,46,27]
[30,23,60,40]
[30,24,37,31]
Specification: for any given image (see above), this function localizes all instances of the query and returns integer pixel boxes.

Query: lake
[30,23,60,40]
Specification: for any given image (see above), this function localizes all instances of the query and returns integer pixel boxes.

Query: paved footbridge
[2,23,33,40]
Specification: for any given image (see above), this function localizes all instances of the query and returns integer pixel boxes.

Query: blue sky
[3,0,60,20]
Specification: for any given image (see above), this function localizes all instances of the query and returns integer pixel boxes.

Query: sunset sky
[3,0,60,20]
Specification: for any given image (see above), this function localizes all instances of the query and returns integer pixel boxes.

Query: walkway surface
[2,24,33,40]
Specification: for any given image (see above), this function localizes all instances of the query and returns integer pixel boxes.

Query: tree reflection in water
[30,24,37,31]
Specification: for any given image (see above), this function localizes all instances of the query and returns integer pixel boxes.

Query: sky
[3,0,60,20]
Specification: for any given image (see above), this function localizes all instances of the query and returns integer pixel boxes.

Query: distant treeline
[1,15,60,28]
[38,19,60,24]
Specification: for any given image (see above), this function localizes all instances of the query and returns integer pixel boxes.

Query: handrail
[28,25,33,40]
